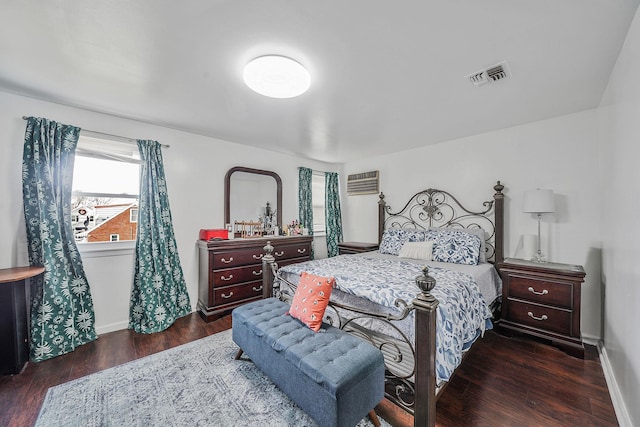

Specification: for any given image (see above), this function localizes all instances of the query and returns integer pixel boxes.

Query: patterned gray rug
[35,329,391,427]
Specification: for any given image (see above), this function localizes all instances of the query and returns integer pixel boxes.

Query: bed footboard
[261,242,439,427]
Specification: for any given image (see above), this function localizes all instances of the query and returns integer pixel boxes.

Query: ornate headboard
[377,181,505,264]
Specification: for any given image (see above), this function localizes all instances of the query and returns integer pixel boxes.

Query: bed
[261,181,505,426]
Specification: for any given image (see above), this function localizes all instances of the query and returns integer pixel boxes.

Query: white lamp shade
[523,189,555,213]
[243,55,310,98]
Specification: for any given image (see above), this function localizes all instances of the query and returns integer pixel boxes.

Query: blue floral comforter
[278,254,493,384]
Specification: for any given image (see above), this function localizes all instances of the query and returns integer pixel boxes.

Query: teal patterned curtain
[325,172,344,257]
[298,167,314,258]
[22,117,97,362]
[129,140,191,333]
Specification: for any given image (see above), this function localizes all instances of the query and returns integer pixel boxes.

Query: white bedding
[276,251,502,385]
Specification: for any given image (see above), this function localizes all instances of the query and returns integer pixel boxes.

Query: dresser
[1,266,45,375]
[337,242,379,255]
[197,235,312,322]
[497,258,586,358]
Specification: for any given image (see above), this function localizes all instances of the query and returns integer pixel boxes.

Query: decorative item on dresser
[497,257,586,358]
[337,241,379,255]
[197,235,312,322]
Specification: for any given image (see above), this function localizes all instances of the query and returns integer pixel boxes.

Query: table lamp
[523,189,555,262]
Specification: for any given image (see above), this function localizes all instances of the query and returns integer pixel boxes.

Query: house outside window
[110,234,120,242]
[130,208,138,223]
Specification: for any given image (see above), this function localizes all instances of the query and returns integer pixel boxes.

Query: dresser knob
[527,311,548,321]
[297,248,306,254]
[221,292,234,299]
[253,254,263,260]
[252,285,263,292]
[275,251,285,257]
[528,286,548,296]
[252,270,263,276]
[220,274,234,281]
[221,257,233,263]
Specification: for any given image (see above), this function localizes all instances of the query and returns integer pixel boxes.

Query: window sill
[77,240,136,258]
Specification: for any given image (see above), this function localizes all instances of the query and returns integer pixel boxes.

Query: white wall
[0,91,335,333]
[341,109,603,342]
[598,5,640,426]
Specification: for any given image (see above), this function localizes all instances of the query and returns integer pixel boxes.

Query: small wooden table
[0,266,45,374]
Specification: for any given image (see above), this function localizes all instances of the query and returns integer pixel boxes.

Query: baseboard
[95,308,198,336]
[598,342,633,427]
[96,320,129,335]
[581,332,599,347]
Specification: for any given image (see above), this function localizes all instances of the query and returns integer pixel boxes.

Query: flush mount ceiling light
[243,55,310,98]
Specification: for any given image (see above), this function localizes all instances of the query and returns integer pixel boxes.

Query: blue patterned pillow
[426,229,481,265]
[379,228,426,255]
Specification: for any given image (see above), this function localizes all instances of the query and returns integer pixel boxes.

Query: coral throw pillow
[288,272,335,332]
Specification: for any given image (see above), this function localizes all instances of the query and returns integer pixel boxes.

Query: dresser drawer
[506,300,571,336]
[212,281,263,307]
[213,248,266,269]
[272,242,311,260]
[508,274,572,308]
[212,264,264,287]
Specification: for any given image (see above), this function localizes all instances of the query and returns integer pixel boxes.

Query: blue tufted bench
[232,298,385,427]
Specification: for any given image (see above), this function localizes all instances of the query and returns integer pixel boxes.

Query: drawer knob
[220,274,234,281]
[274,251,285,257]
[527,286,549,296]
[221,257,233,264]
[253,254,263,260]
[252,285,263,292]
[527,311,548,321]
[252,269,263,276]
[297,248,306,254]
[221,292,234,299]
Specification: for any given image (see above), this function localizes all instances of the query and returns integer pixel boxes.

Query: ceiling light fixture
[243,55,310,98]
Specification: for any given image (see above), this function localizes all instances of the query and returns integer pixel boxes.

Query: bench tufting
[232,297,385,427]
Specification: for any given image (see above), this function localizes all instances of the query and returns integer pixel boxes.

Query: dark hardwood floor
[0,313,617,427]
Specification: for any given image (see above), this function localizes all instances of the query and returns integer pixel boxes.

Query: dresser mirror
[224,166,282,234]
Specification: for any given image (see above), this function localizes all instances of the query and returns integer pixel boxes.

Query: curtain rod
[21,116,170,148]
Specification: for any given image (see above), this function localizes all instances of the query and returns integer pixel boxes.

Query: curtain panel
[22,117,97,362]
[298,167,314,258]
[129,140,191,334]
[325,172,343,257]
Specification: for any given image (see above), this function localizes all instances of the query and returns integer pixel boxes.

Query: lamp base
[531,251,547,263]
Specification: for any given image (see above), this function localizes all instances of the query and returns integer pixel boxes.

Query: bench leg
[368,410,381,427]
[234,349,244,360]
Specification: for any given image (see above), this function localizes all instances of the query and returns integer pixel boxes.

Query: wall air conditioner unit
[347,170,379,196]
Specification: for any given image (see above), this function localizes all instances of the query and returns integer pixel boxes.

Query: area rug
[35,329,391,427]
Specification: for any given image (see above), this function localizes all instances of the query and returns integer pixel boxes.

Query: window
[72,134,141,243]
[312,172,326,234]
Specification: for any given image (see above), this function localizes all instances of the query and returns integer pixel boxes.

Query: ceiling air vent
[465,61,510,87]
[347,170,379,196]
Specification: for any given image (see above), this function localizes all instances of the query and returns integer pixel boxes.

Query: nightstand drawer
[507,300,571,336]
[508,275,572,308]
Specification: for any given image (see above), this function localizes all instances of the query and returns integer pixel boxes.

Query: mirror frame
[224,166,283,230]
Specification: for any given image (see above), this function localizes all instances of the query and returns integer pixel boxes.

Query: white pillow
[398,241,434,261]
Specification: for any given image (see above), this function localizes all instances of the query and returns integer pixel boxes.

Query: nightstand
[497,258,586,358]
[337,242,379,255]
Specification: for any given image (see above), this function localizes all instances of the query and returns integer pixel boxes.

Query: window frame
[72,133,141,245]
[311,171,326,236]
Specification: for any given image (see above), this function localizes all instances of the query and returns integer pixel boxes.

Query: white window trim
[77,240,136,258]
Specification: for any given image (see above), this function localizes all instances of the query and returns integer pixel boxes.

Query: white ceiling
[1,1,638,163]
